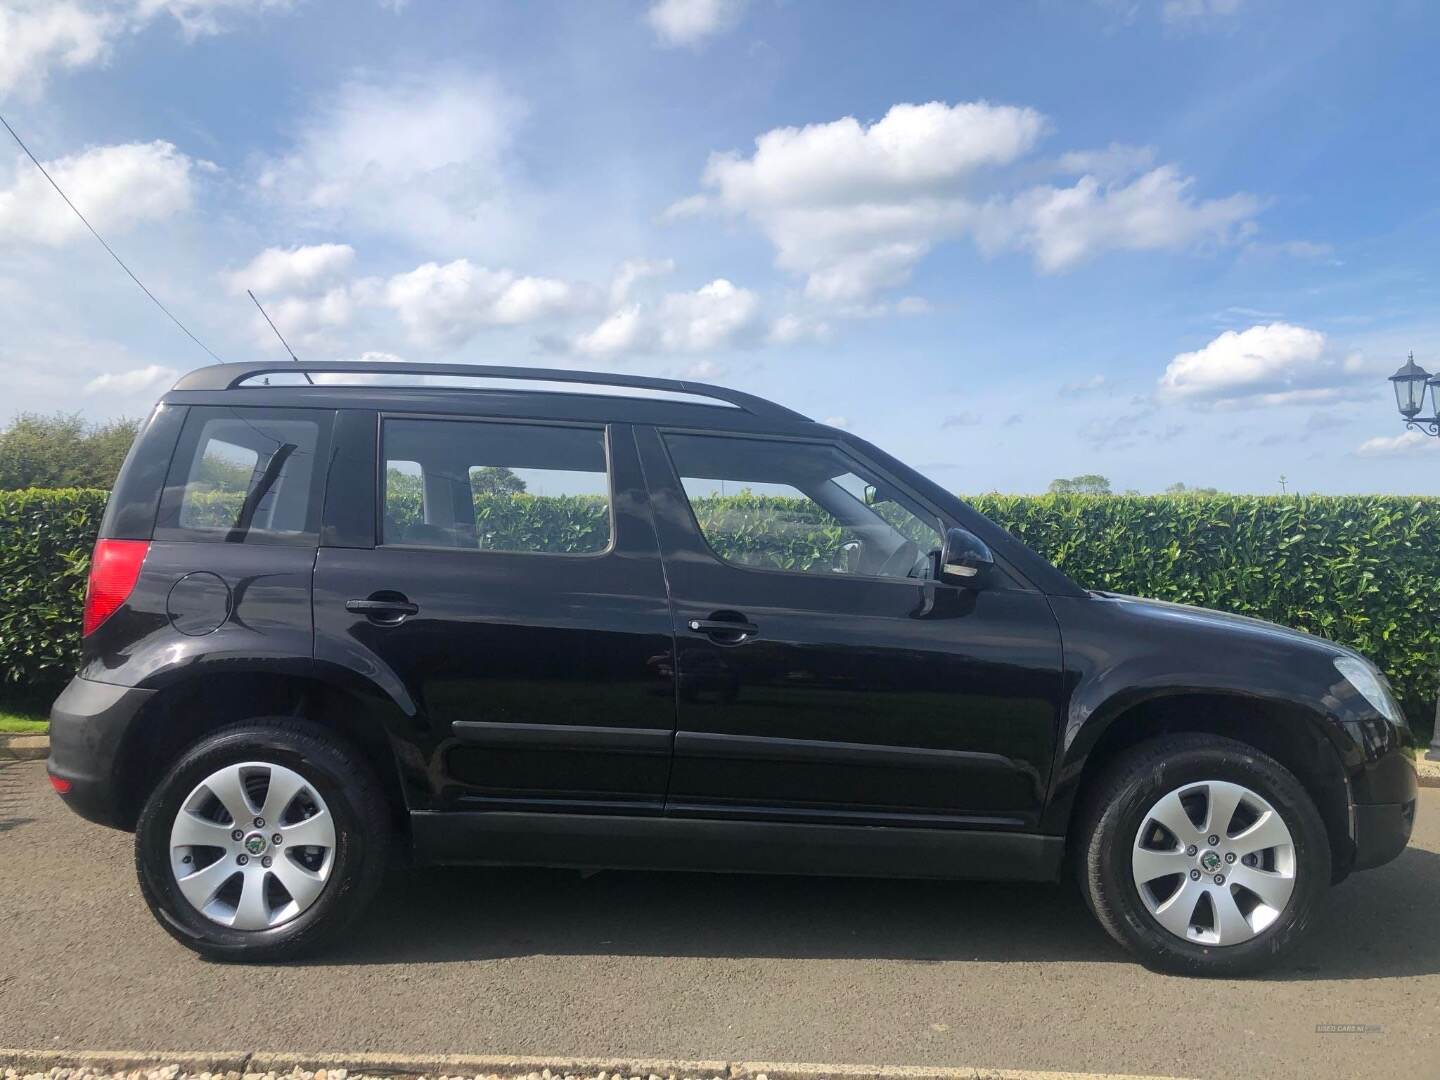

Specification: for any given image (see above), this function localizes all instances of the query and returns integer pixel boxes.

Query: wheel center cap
[243,832,268,856]
[1200,850,1222,873]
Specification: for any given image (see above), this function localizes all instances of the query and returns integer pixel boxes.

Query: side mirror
[939,527,994,588]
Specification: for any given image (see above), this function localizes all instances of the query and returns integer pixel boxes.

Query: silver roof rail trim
[171,361,809,421]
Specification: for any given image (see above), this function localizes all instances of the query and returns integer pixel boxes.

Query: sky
[1,0,1439,495]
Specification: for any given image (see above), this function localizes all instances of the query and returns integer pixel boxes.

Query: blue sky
[2,0,1439,494]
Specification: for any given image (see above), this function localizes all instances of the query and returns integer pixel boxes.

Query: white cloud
[258,72,527,250]
[822,415,849,429]
[0,2,117,98]
[0,0,295,99]
[660,193,712,222]
[609,256,675,305]
[942,411,981,428]
[977,165,1259,273]
[1162,0,1244,25]
[384,258,582,348]
[1056,143,1155,182]
[1355,430,1440,458]
[575,305,645,357]
[1060,374,1109,394]
[83,363,178,396]
[646,0,745,47]
[264,286,358,342]
[226,243,356,296]
[575,278,761,357]
[0,140,198,245]
[767,312,832,345]
[132,0,294,37]
[701,101,1046,210]
[675,100,1257,300]
[1157,322,1369,407]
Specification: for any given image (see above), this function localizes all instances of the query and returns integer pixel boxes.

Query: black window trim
[374,410,618,560]
[653,424,970,590]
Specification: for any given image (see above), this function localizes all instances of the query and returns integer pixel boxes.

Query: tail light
[82,539,150,636]
[49,773,72,795]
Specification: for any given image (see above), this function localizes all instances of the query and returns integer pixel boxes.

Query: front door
[635,426,1065,829]
[313,414,676,812]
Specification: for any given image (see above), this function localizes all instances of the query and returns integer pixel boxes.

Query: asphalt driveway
[1,759,1436,1080]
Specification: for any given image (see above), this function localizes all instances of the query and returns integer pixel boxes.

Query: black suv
[49,360,1416,974]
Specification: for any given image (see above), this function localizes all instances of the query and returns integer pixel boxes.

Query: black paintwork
[48,362,1417,883]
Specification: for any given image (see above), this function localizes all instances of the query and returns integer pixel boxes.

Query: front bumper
[1351,797,1417,871]
[48,675,155,830]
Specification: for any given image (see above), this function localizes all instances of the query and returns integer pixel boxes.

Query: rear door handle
[346,597,419,622]
[688,617,759,641]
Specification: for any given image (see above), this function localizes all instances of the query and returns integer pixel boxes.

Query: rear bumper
[48,676,154,830]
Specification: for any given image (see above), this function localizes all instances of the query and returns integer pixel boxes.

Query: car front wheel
[135,719,390,962]
[1077,733,1331,976]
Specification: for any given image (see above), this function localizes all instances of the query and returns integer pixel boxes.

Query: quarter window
[381,418,611,554]
[157,408,328,543]
[663,433,942,581]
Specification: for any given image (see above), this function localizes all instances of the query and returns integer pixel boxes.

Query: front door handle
[688,617,759,642]
[346,597,419,623]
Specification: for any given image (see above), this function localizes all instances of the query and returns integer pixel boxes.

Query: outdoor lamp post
[1390,352,1436,432]
[1387,352,1440,761]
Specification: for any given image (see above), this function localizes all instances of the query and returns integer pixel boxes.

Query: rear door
[312,412,677,813]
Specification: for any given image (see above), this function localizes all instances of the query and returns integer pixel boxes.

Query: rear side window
[381,417,611,555]
[156,407,332,544]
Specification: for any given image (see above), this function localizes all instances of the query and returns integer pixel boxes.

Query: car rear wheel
[1077,733,1330,976]
[135,719,390,961]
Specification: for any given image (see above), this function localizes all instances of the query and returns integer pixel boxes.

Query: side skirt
[410,811,1064,882]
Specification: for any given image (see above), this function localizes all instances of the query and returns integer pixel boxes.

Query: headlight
[1333,656,1407,726]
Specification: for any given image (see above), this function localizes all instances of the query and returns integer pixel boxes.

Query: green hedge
[0,489,108,704]
[969,494,1438,732]
[1,487,1434,738]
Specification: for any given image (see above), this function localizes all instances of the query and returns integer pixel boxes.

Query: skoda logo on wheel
[1200,850,1223,873]
[243,833,268,856]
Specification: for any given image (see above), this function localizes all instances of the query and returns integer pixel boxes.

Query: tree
[0,412,141,491]
[1165,482,1222,495]
[1048,474,1112,495]
[470,466,527,495]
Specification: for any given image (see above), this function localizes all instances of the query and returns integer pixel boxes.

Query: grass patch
[0,708,47,734]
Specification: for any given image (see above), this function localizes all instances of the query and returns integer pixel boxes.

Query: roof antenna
[247,289,313,384]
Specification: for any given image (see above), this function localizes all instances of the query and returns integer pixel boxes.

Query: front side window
[157,408,327,543]
[663,433,942,581]
[381,418,611,554]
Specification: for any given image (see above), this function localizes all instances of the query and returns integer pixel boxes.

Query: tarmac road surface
[1,759,1435,1080]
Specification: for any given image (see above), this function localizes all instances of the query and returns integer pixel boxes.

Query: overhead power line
[0,110,225,365]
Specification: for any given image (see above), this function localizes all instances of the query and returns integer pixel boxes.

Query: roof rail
[171,361,809,421]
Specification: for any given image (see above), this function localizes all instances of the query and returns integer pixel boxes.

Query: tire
[1076,733,1330,976]
[135,719,390,962]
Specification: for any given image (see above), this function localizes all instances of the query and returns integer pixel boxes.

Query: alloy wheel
[1131,779,1296,946]
[168,761,336,931]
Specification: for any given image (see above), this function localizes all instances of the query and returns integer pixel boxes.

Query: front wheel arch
[1058,692,1354,882]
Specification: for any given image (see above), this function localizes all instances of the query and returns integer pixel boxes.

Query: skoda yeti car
[49,361,1417,974]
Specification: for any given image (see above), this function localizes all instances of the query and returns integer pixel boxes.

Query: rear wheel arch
[1061,692,1354,881]
[113,668,410,833]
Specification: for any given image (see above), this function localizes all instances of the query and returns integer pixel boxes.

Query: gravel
[1,1071,751,1080]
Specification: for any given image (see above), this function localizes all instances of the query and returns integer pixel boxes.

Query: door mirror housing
[939,527,995,588]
